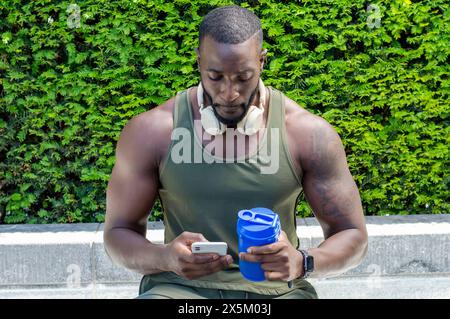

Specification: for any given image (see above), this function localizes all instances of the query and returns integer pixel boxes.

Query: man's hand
[163,231,233,280]
[239,231,303,282]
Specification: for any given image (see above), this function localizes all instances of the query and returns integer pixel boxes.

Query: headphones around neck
[197,78,266,136]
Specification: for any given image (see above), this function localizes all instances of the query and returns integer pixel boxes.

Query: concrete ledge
[1,215,449,290]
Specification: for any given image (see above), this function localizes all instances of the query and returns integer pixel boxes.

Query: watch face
[306,256,314,272]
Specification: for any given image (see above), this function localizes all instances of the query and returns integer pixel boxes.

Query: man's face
[196,35,267,123]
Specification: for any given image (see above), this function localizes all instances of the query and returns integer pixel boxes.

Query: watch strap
[298,249,314,279]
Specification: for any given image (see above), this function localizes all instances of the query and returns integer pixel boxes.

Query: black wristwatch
[298,249,314,279]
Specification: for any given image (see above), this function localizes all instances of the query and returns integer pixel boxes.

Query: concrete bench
[1,215,449,298]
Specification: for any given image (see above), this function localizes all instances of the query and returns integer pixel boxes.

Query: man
[104,5,368,299]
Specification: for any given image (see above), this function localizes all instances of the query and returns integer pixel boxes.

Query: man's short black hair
[199,5,263,51]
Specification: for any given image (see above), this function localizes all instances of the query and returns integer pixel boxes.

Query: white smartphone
[191,242,228,256]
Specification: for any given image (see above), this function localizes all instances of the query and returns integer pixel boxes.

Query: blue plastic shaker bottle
[236,207,281,281]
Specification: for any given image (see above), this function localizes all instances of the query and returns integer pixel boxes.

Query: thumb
[278,231,288,242]
[182,232,208,245]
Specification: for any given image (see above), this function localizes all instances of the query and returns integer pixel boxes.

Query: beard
[202,81,259,126]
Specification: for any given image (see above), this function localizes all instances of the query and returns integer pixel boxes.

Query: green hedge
[0,0,448,224]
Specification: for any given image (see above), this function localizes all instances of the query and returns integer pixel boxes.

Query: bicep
[105,117,159,236]
[301,121,365,239]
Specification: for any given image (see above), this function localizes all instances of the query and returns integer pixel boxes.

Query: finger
[215,255,234,270]
[221,255,234,267]
[184,255,233,278]
[190,254,233,266]
[183,251,217,264]
[278,231,288,242]
[239,252,278,263]
[192,253,221,264]
[206,255,233,270]
[265,271,288,281]
[260,262,285,272]
[247,242,285,255]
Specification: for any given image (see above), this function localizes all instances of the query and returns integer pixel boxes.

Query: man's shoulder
[117,96,177,164]
[122,84,199,145]
[282,93,343,169]
[134,85,197,133]
[283,94,337,139]
[133,96,176,131]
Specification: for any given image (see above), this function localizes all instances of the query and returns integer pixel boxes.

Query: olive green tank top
[142,86,309,295]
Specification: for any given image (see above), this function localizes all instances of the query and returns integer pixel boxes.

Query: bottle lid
[237,207,280,240]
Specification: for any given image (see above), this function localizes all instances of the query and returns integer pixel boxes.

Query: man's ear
[260,49,268,71]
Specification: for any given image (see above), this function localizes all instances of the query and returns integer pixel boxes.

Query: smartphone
[191,242,228,256]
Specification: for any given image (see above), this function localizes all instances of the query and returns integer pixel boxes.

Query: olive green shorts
[137,281,318,299]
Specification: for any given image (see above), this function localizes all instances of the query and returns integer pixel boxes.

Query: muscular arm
[104,101,232,278]
[104,109,169,275]
[238,112,368,282]
[300,116,368,278]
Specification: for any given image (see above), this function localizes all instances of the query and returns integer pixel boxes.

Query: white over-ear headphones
[197,78,266,136]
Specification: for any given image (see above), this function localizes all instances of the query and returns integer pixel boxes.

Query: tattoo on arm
[304,122,361,236]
